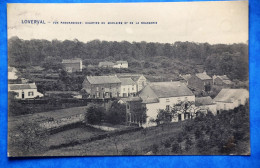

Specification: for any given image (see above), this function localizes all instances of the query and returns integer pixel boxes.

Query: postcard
[7,1,249,156]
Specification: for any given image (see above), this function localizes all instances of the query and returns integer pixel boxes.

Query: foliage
[8,120,49,156]
[106,101,126,125]
[85,104,105,124]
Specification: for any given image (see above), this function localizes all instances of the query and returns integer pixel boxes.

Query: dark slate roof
[196,73,212,80]
[119,78,135,85]
[139,81,194,104]
[98,61,114,66]
[86,76,121,84]
[214,89,249,103]
[9,83,37,90]
[195,96,215,106]
[62,59,82,64]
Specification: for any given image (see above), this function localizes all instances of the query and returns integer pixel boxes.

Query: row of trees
[9,37,248,81]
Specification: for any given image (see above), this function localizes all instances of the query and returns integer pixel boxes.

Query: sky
[7,1,248,44]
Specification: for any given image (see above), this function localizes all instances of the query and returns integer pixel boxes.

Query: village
[8,58,249,130]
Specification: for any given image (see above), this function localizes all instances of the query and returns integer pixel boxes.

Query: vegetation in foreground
[45,102,249,156]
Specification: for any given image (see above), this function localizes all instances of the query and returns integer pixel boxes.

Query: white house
[118,77,137,97]
[8,83,43,99]
[113,61,128,69]
[138,81,195,127]
[8,66,18,80]
[117,74,148,92]
[214,88,249,113]
[195,96,217,115]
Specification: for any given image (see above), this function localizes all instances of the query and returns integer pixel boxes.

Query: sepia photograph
[7,1,249,157]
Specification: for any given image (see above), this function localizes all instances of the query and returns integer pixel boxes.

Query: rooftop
[119,77,136,85]
[116,61,128,64]
[139,81,194,103]
[86,75,121,84]
[9,83,37,90]
[195,96,215,106]
[196,72,212,80]
[98,61,114,66]
[62,59,82,64]
[214,89,249,103]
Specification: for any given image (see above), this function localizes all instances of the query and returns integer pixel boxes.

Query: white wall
[120,84,137,97]
[11,89,43,99]
[113,63,128,68]
[144,95,195,127]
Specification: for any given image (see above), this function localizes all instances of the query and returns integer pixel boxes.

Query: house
[195,96,217,115]
[82,75,121,98]
[214,88,249,113]
[8,66,18,80]
[8,83,43,99]
[138,81,195,127]
[179,74,191,85]
[118,78,137,97]
[98,61,115,68]
[117,74,148,92]
[213,75,233,87]
[187,71,213,92]
[62,59,82,73]
[113,61,128,68]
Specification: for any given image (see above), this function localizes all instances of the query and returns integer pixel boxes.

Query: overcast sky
[7,1,248,44]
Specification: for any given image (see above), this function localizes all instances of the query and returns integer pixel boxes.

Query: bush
[162,139,172,148]
[121,147,138,155]
[171,141,182,154]
[151,144,159,154]
[85,104,105,124]
[106,101,126,125]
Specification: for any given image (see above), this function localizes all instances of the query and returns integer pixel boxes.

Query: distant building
[44,91,82,99]
[179,74,191,85]
[117,74,148,92]
[113,61,128,68]
[195,96,217,115]
[214,88,249,113]
[82,75,121,98]
[8,66,18,80]
[188,71,213,92]
[62,59,82,73]
[98,61,114,68]
[138,81,195,127]
[118,78,137,97]
[8,83,43,99]
[213,75,233,87]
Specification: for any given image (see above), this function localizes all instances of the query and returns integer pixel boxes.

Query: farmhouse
[113,61,128,68]
[188,71,213,92]
[195,96,217,115]
[8,83,43,99]
[62,58,82,73]
[138,81,195,127]
[117,74,148,92]
[98,61,114,68]
[214,88,249,113]
[213,75,233,87]
[118,77,137,97]
[82,75,121,98]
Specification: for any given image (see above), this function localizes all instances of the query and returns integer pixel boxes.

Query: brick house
[187,71,213,92]
[62,59,82,73]
[82,76,121,98]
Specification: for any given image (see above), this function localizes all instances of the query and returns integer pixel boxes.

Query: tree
[106,101,126,125]
[85,104,105,124]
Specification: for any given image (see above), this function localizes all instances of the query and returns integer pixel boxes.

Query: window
[132,87,134,90]
[166,98,170,102]
[123,88,125,91]
[166,105,170,111]
[96,92,99,98]
[127,104,130,109]
[96,87,99,91]
[28,91,34,96]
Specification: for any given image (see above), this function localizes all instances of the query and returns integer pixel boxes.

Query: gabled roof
[98,61,114,66]
[195,96,215,106]
[216,75,232,85]
[117,74,144,82]
[180,74,191,81]
[195,73,212,80]
[9,83,37,90]
[139,81,194,104]
[62,59,82,64]
[119,78,135,85]
[86,76,121,84]
[214,89,249,103]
